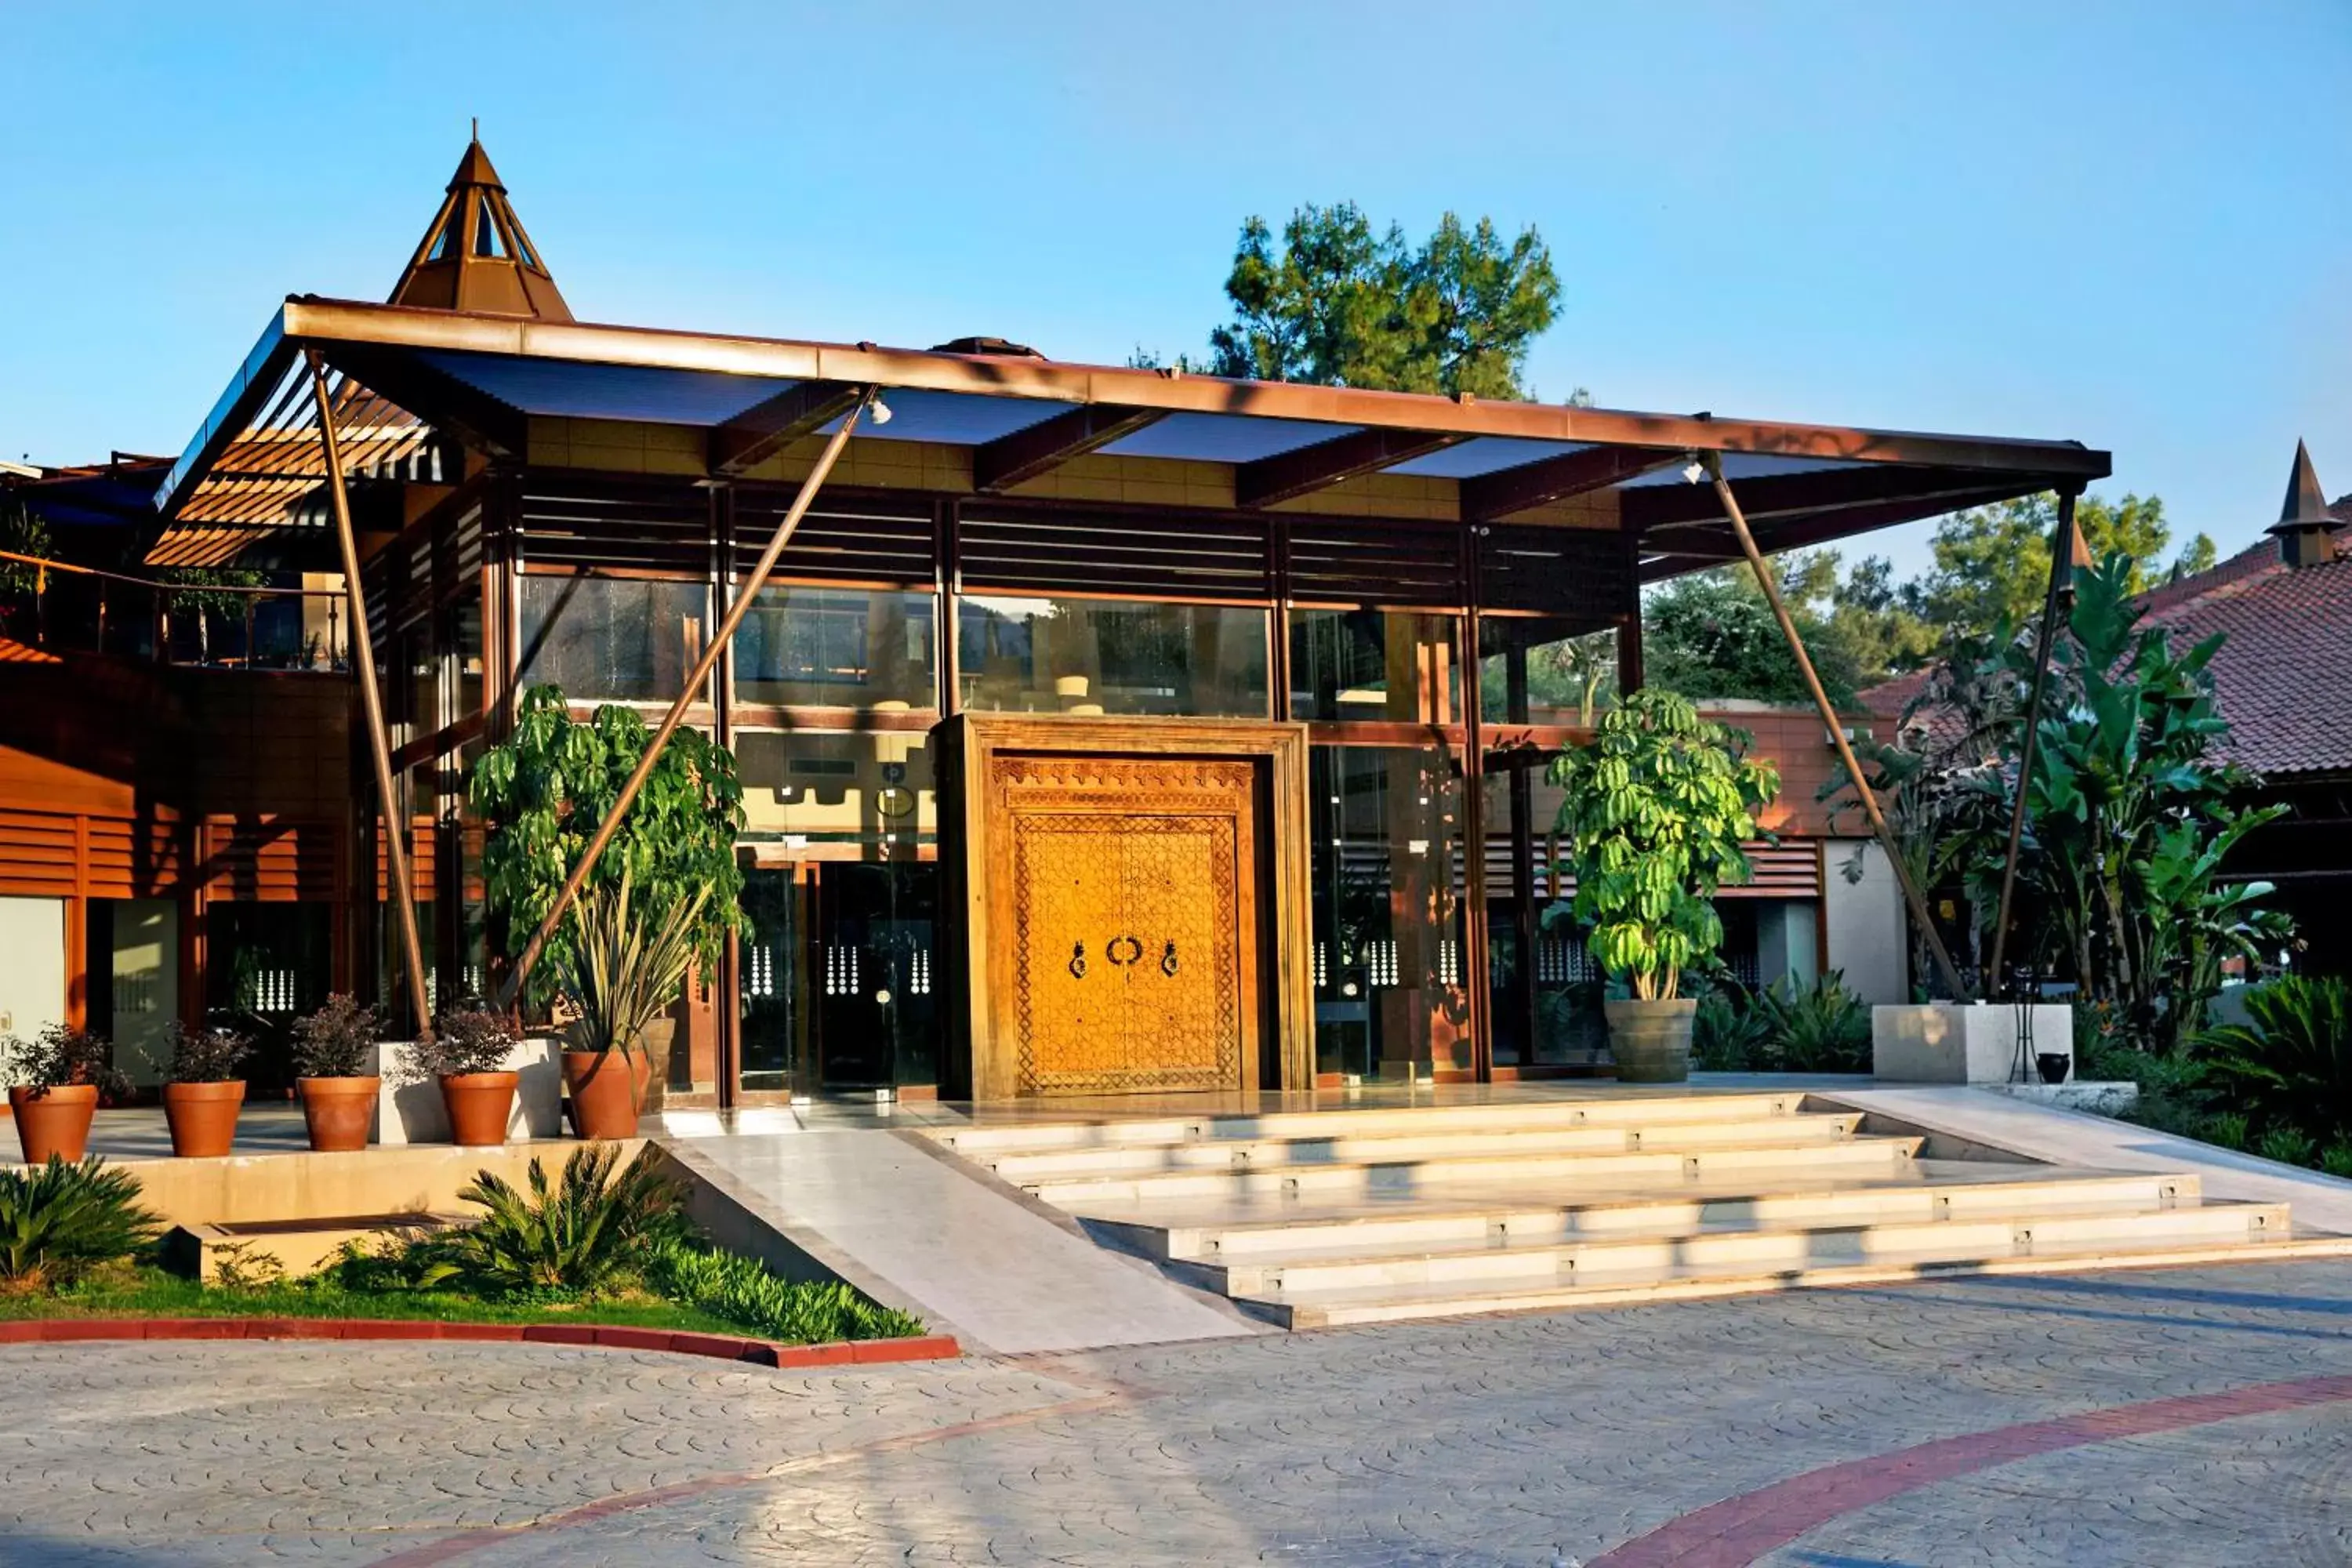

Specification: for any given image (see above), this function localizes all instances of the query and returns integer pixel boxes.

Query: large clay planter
[1603,998,1698,1083]
[297,1076,380,1152]
[9,1084,98,1163]
[439,1071,520,1147]
[162,1080,245,1158]
[563,1051,641,1139]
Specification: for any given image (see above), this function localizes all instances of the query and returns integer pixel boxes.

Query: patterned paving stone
[3,1260,2350,1566]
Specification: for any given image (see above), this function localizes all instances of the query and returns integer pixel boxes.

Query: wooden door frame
[940,714,1314,1101]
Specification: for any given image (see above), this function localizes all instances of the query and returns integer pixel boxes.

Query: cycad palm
[447,1143,682,1295]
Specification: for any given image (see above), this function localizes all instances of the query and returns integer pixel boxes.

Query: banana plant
[1548,689,1780,1001]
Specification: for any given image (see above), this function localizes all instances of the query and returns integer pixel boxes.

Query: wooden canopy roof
[153,294,2111,575]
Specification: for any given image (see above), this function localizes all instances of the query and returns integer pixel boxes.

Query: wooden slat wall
[731,496,935,589]
[1479,523,1629,619]
[1483,837,1822,902]
[959,509,1271,601]
[1287,522,1462,608]
[198,819,341,902]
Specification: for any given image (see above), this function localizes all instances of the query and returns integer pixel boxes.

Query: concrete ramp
[659,1129,1264,1355]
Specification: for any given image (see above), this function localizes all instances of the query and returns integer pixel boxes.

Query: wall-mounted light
[869,394,895,426]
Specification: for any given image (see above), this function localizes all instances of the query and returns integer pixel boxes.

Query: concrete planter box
[372,1037,565,1145]
[1871,1003,2074,1085]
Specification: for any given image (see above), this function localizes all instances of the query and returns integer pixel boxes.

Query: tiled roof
[1857,497,2352,779]
[2136,500,2352,776]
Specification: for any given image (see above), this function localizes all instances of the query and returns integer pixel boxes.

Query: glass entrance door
[731,858,940,1098]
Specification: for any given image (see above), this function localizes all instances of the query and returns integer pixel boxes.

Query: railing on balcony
[0,550,347,671]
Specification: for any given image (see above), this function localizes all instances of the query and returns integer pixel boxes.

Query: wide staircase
[925,1091,2335,1328]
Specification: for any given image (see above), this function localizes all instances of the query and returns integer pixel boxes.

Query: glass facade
[1289,610,1462,724]
[1307,745,1471,1082]
[1479,617,1617,727]
[519,575,708,702]
[956,595,1269,717]
[734,586,936,710]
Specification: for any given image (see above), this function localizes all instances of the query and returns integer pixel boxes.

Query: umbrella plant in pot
[1549,689,1780,1083]
[554,870,708,1139]
[410,1003,521,1146]
[2,1024,132,1163]
[162,1022,252,1158]
[290,994,383,1152]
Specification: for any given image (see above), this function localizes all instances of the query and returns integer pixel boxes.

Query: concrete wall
[0,895,66,1042]
[1755,900,1820,992]
[1822,837,1910,1004]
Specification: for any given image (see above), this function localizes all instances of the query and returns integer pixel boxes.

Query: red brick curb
[0,1317,960,1369]
[1588,1371,2352,1567]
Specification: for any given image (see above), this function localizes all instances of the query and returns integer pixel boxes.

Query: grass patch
[0,1145,926,1346]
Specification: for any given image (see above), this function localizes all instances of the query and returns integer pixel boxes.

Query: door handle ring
[1106,935,1143,967]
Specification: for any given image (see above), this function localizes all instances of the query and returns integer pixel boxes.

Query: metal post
[1986,487,2081,997]
[307,349,435,1039]
[1702,453,1972,1002]
[499,387,877,1011]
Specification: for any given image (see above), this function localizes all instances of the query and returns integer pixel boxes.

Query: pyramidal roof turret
[389,135,573,321]
[2267,439,2338,568]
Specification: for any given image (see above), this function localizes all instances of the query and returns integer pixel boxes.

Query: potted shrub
[473,686,746,1101]
[162,1022,252,1158]
[413,1003,521,1146]
[1550,689,1780,1083]
[2,1024,133,1164]
[290,994,383,1152]
[553,870,708,1139]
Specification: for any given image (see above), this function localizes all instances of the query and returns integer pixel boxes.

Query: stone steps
[926,1092,2347,1327]
[978,1110,1864,1185]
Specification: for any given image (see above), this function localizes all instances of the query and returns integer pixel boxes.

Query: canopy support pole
[1986,486,2082,996]
[498,387,878,1011]
[307,349,434,1039]
[1702,453,1972,1002]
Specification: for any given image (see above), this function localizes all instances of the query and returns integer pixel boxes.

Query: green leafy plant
[410,1003,518,1079]
[435,1142,684,1296]
[289,993,381,1080]
[1691,982,1771,1070]
[2258,1127,2318,1168]
[471,686,746,1010]
[2192,975,2352,1148]
[1,1024,133,1101]
[0,1157,161,1291]
[2321,1145,2352,1181]
[644,1238,924,1342]
[1752,971,1873,1073]
[554,870,709,1062]
[165,1022,252,1085]
[1548,689,1780,1000]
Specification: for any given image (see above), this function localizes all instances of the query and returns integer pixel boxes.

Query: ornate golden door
[988,755,1259,1095]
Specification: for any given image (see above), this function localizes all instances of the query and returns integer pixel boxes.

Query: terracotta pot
[1602,998,1698,1083]
[563,1051,640,1139]
[440,1071,519,1146]
[297,1076,380,1152]
[9,1084,98,1164]
[162,1080,245,1158]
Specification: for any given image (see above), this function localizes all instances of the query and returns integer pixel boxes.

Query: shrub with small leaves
[290,994,381,1080]
[2257,1127,2318,1168]
[0,1157,160,1290]
[2322,1145,2352,1181]
[411,1003,519,1079]
[165,1022,252,1085]
[1,1024,133,1102]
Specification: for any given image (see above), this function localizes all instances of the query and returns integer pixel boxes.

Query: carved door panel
[990,755,1259,1096]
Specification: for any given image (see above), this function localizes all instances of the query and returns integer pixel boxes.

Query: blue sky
[3,2,2347,579]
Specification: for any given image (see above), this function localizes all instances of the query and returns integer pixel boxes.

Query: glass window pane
[956,596,1269,717]
[1307,743,1471,1082]
[453,595,484,720]
[735,730,937,847]
[517,575,708,702]
[1288,609,1462,723]
[734,586,936,710]
[1479,617,1618,726]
